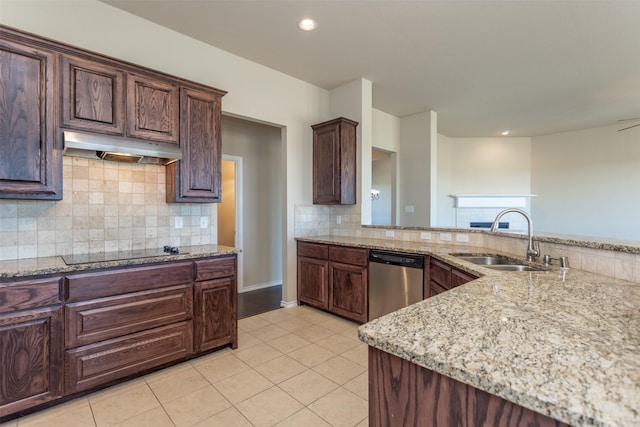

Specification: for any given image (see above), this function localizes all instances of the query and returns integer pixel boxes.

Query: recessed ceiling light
[298,18,318,31]
[501,130,510,136]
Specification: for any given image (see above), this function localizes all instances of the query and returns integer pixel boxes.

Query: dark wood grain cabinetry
[0,278,63,417]
[60,55,125,135]
[297,242,368,322]
[328,246,368,323]
[126,73,179,144]
[426,258,477,298]
[369,347,569,427]
[194,257,237,352]
[63,262,195,394]
[0,35,61,200]
[0,255,237,419]
[311,117,358,205]
[297,242,329,310]
[166,88,224,202]
[2,25,226,203]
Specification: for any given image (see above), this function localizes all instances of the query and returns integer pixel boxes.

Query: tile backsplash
[0,157,215,261]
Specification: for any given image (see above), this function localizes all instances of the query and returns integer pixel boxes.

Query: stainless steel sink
[453,254,547,272]
[483,264,546,272]
[454,255,521,265]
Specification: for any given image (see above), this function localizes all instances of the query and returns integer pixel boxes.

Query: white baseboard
[280,300,298,308]
[239,280,281,293]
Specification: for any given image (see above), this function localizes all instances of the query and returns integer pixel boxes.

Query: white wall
[397,111,436,226]
[531,124,640,241]
[436,136,532,228]
[372,109,401,152]
[221,117,282,290]
[1,0,329,303]
[328,78,374,225]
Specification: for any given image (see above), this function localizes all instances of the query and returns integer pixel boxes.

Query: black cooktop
[62,247,187,265]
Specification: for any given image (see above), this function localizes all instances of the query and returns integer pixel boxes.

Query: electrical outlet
[439,233,452,241]
[456,233,469,243]
[420,232,432,240]
[175,216,183,229]
[200,216,208,228]
[336,215,342,225]
[385,230,395,237]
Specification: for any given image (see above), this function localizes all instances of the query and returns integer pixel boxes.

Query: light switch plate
[456,234,469,243]
[420,232,432,240]
[385,230,395,237]
[404,205,415,213]
[336,215,342,225]
[175,216,183,229]
[200,216,208,228]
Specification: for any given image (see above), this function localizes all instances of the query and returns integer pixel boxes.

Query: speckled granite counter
[0,244,239,279]
[297,236,640,427]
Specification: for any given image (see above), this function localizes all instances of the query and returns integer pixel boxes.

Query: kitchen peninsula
[297,236,639,427]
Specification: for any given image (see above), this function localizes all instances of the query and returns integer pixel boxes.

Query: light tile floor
[1,306,368,427]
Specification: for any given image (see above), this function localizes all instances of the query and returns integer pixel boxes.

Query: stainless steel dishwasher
[368,250,424,320]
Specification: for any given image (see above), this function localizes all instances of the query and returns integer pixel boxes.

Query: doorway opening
[219,115,283,315]
[371,148,397,225]
[218,156,244,291]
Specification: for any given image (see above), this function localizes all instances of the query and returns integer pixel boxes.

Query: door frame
[221,154,244,292]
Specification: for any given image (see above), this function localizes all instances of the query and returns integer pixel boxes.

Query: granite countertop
[298,236,640,427]
[0,244,240,280]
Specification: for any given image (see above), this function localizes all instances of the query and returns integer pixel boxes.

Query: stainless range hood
[63,131,182,165]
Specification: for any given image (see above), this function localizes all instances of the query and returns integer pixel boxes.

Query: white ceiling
[102,0,640,137]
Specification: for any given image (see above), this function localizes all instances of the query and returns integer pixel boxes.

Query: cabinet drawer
[0,277,62,312]
[194,256,236,281]
[66,262,193,301]
[298,242,328,259]
[65,321,193,394]
[329,246,368,266]
[65,284,193,348]
[429,259,452,289]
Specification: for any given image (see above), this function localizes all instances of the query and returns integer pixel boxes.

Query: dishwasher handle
[369,251,424,269]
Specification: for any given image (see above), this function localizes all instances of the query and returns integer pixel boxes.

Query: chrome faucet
[490,208,540,262]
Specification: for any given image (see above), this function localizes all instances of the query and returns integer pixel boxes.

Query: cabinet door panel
[429,259,452,290]
[0,38,60,199]
[195,278,236,352]
[126,73,178,143]
[313,123,340,204]
[166,88,221,202]
[65,322,192,394]
[329,262,367,323]
[0,306,62,416]
[61,55,125,134]
[298,257,329,310]
[65,284,193,348]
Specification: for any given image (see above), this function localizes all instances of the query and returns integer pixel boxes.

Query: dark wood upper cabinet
[0,36,61,200]
[126,73,179,144]
[311,117,358,205]
[166,87,223,203]
[60,55,125,135]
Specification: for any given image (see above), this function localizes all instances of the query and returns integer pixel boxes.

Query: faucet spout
[490,208,540,262]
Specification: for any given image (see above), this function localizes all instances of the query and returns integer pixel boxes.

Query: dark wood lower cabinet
[0,306,63,418]
[369,347,569,427]
[0,255,237,420]
[329,261,367,323]
[65,322,193,394]
[298,256,329,310]
[194,278,236,352]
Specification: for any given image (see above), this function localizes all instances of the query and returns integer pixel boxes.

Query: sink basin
[484,264,547,272]
[453,254,547,272]
[454,255,521,265]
